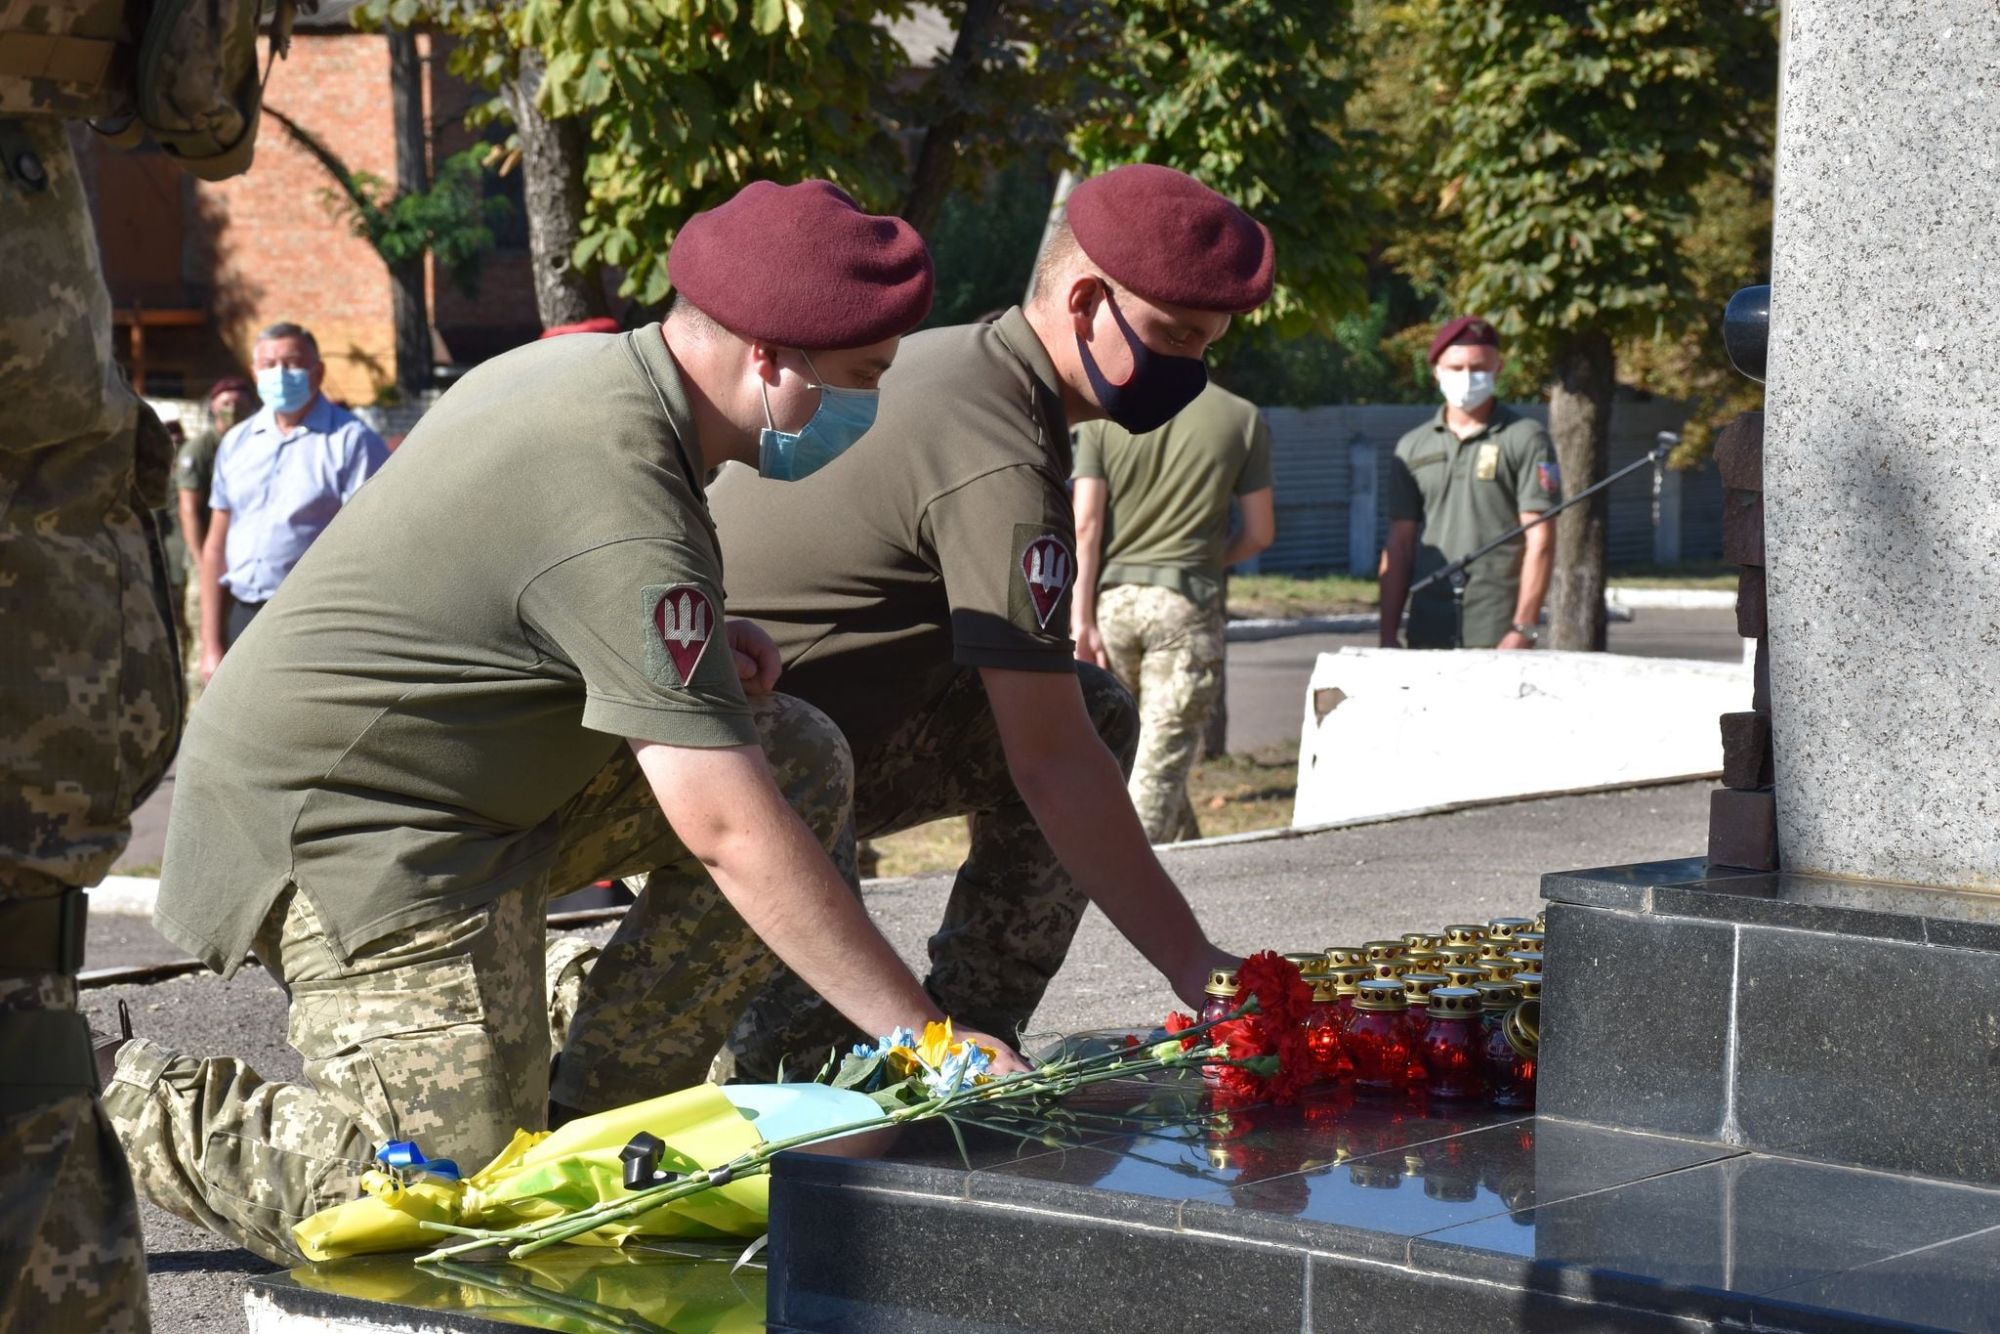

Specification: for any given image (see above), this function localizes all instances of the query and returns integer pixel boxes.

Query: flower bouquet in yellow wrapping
[294,1013,1266,1264]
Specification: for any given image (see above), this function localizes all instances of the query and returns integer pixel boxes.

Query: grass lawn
[863,744,1301,879]
[1226,562,1736,619]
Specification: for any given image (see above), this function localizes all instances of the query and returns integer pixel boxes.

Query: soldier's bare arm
[1069,476,1111,667]
[198,509,233,682]
[978,666,1235,1010]
[1502,513,1555,650]
[1379,518,1420,648]
[627,738,1029,1072]
[1221,486,1276,569]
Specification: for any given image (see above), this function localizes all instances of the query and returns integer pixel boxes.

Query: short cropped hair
[665,293,736,342]
[256,321,320,359]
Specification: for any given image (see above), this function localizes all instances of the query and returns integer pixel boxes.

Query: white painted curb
[1606,586,1738,610]
[91,874,162,917]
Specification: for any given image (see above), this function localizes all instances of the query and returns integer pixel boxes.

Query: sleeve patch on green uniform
[643,583,716,688]
[1011,524,1073,631]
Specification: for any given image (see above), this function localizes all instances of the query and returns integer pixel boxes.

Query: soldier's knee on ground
[1077,661,1140,771]
[543,935,600,1054]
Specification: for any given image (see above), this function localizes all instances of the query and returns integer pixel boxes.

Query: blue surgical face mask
[757,352,880,481]
[257,365,314,414]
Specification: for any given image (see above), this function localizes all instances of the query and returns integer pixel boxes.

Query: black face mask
[1076,285,1208,435]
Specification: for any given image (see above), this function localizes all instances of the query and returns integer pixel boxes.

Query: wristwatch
[1510,622,1540,644]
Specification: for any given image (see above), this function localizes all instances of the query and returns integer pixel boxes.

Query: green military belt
[0,1009,98,1111]
[0,890,88,975]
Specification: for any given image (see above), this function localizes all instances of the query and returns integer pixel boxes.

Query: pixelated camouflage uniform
[103,691,850,1263]
[0,110,177,1333]
[540,663,1138,1101]
[1097,583,1225,845]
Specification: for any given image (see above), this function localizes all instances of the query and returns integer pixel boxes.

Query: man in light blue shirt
[198,322,389,681]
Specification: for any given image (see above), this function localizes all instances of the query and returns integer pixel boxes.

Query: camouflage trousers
[1098,584,1225,845]
[716,663,1139,1088]
[1,117,179,1334]
[104,692,851,1263]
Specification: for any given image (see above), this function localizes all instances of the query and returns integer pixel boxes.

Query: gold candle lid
[1487,916,1534,940]
[1369,959,1404,981]
[1443,964,1488,989]
[1310,975,1341,1003]
[1476,980,1524,1010]
[1401,931,1441,952]
[1533,911,1547,933]
[1477,938,1511,960]
[1481,957,1524,982]
[1353,978,1409,1012]
[1326,964,1370,995]
[1507,950,1545,971]
[1442,924,1486,946]
[1362,939,1407,962]
[1513,971,1543,1000]
[1284,951,1333,976]
[1405,949,1447,971]
[1436,944,1483,967]
[1515,931,1545,949]
[1324,946,1368,968]
[1204,967,1240,998]
[1427,986,1482,1019]
[1401,972,1448,1005]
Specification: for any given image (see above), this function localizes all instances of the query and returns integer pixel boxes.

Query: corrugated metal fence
[1255,398,1723,575]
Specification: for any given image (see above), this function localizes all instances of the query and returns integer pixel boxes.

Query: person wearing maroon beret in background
[100,180,1024,1264]
[1379,315,1560,650]
[704,163,1267,1081]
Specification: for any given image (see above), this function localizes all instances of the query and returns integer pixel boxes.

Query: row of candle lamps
[1202,914,1547,1107]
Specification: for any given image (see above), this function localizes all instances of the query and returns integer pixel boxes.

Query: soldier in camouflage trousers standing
[1072,382,1276,843]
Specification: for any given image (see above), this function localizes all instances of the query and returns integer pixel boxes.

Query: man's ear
[1066,274,1105,339]
[748,340,785,385]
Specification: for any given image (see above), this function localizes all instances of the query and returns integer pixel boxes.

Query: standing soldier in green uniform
[1070,381,1275,844]
[172,375,256,708]
[0,1,289,1325]
[1379,316,1560,650]
[98,181,1023,1263]
[660,165,1270,1092]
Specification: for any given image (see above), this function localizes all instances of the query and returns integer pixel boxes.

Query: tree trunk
[388,31,431,399]
[1546,328,1615,651]
[899,0,1005,236]
[501,49,607,328]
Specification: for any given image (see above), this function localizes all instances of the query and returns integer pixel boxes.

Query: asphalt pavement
[87,778,1713,1332]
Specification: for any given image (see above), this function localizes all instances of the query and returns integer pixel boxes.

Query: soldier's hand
[958,1025,1033,1076]
[725,619,783,695]
[1172,944,1242,1013]
[1073,622,1110,669]
[199,642,225,684]
[1496,630,1533,651]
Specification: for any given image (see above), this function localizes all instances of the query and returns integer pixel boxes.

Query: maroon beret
[667,180,934,349]
[540,317,621,339]
[1428,315,1501,364]
[1065,164,1274,314]
[209,375,254,399]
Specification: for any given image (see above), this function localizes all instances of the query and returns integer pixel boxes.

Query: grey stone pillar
[1763,0,2000,890]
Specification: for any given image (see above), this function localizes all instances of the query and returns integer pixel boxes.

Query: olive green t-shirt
[709,307,1075,755]
[1384,405,1559,649]
[1071,381,1272,607]
[156,326,754,974]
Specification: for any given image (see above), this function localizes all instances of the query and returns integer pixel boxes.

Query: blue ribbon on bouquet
[375,1140,462,1182]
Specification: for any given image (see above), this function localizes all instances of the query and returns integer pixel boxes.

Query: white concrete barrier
[1292,648,1747,827]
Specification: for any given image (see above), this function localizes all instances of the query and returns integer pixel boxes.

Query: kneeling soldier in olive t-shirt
[100,182,1024,1263]
[696,166,1274,1083]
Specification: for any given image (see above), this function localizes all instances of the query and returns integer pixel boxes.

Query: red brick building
[81,29,543,405]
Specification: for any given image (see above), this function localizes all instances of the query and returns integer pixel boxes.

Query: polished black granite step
[766,1069,2000,1333]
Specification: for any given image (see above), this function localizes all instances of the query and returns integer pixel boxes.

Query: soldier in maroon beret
[106,180,1028,1262]
[694,164,1270,1083]
[1380,314,1560,649]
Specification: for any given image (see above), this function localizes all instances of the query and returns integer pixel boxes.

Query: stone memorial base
[1542,858,2000,1186]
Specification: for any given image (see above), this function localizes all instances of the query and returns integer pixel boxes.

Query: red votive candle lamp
[1345,979,1418,1093]
[1303,975,1352,1082]
[1421,987,1486,1099]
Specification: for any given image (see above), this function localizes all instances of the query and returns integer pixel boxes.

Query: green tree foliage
[1067,0,1373,337]
[525,0,916,305]
[923,163,1061,326]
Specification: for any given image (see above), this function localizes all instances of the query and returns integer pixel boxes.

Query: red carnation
[1164,1011,1198,1051]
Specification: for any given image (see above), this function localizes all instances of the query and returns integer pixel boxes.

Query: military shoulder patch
[1012,526,1073,631]
[643,583,716,687]
[1537,460,1561,496]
